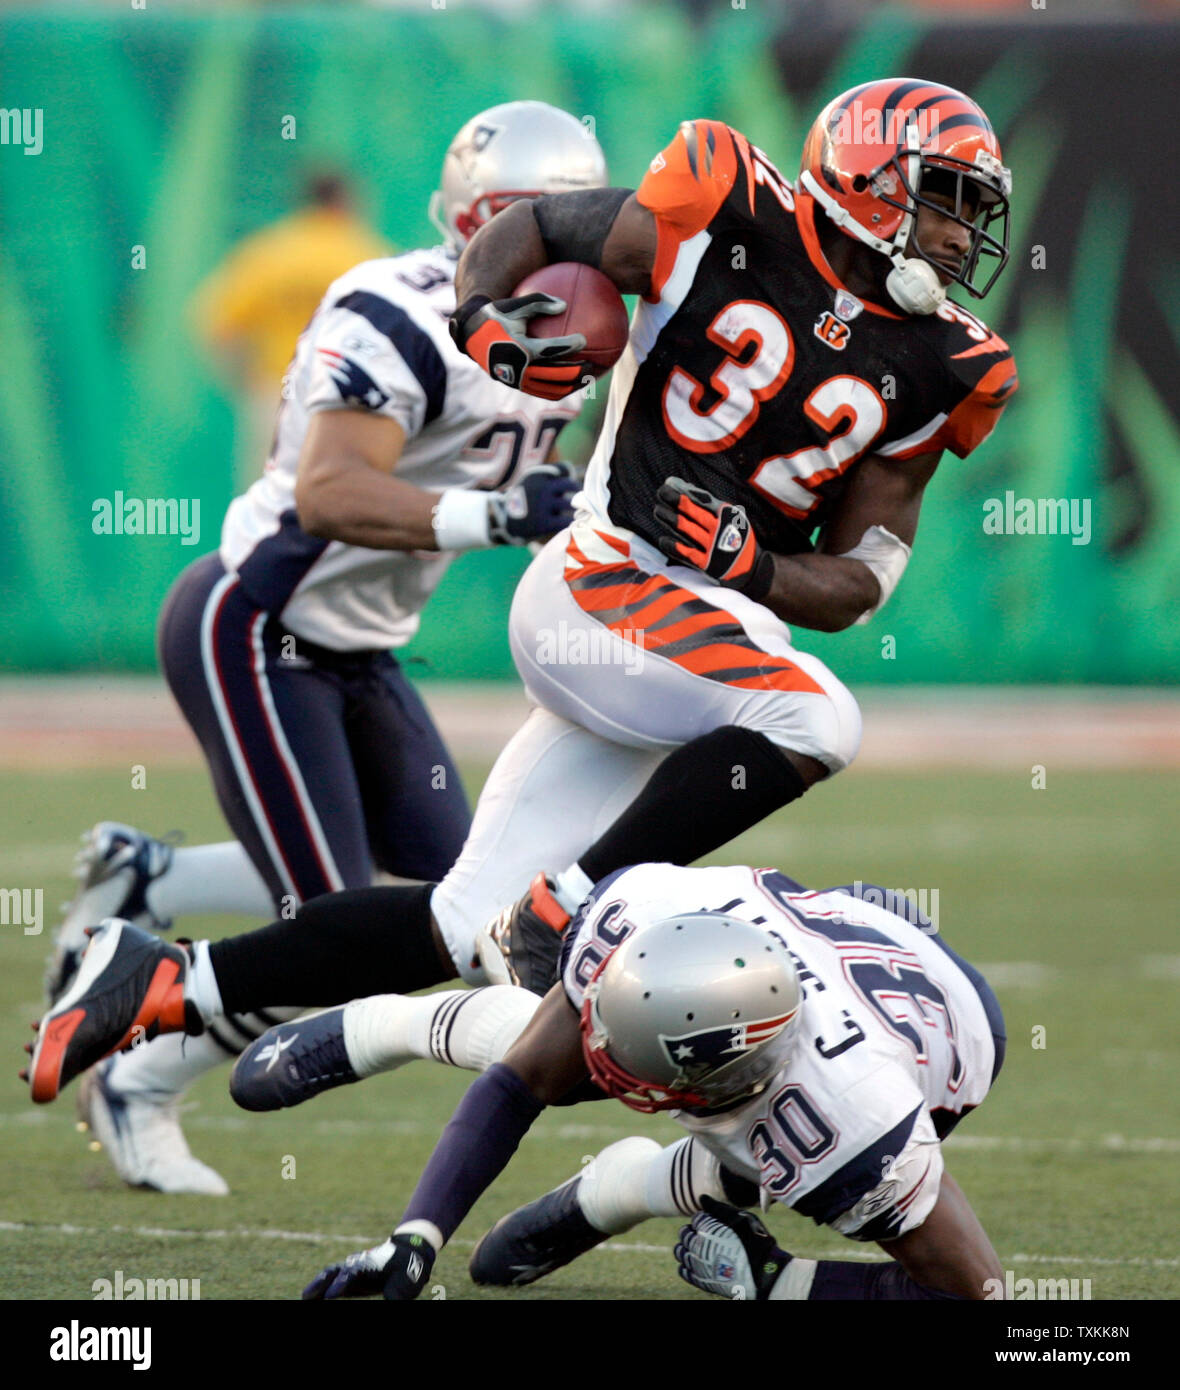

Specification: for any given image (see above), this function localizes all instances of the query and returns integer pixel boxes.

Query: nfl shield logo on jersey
[834,290,863,323]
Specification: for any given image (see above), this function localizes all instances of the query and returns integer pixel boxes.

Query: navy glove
[489,460,579,545]
[302,1233,435,1301]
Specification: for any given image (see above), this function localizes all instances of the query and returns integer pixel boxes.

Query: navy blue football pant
[158,553,471,910]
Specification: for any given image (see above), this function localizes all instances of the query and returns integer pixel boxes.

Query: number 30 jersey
[562,863,1004,1241]
[580,120,1018,558]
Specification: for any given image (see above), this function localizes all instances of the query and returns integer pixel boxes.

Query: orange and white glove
[451,293,585,400]
[653,477,774,601]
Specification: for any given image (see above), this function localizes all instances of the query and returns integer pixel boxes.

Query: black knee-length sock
[208,883,446,1015]
[578,726,809,882]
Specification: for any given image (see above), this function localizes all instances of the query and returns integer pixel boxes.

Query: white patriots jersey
[220,247,580,651]
[562,863,1001,1241]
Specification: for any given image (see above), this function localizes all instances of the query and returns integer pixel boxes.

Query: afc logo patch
[813,311,851,351]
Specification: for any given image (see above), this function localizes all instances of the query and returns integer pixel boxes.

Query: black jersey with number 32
[581,120,1017,556]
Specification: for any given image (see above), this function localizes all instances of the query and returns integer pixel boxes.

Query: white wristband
[838,524,912,625]
[432,487,493,551]
[769,1257,818,1300]
[393,1219,445,1255]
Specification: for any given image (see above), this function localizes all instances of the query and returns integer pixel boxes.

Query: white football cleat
[45,822,177,1006]
[76,1057,229,1197]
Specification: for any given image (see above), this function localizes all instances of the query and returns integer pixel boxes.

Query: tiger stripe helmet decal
[798,78,1012,301]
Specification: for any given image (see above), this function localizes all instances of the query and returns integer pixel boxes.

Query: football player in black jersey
[444,78,1017,989]
[28,85,1019,1144]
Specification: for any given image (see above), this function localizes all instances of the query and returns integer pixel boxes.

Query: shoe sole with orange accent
[27,919,196,1104]
[476,873,571,996]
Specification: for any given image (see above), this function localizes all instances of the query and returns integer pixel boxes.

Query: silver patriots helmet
[580,914,802,1114]
[429,100,608,255]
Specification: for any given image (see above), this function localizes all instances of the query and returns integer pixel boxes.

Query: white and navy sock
[577,1136,729,1234]
[343,987,540,1079]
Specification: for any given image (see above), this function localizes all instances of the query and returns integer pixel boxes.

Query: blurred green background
[0,2,1176,681]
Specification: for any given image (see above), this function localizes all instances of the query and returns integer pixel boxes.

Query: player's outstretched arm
[301,984,588,1301]
[294,409,577,551]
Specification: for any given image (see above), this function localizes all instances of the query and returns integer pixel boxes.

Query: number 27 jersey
[581,120,1017,557]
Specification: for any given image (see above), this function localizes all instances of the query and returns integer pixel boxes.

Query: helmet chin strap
[427,188,461,256]
[799,160,947,316]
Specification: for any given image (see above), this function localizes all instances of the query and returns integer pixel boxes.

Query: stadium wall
[0,5,1175,682]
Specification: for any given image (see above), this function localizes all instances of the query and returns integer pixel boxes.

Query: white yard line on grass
[0,1220,1175,1270]
[3,1111,1178,1154]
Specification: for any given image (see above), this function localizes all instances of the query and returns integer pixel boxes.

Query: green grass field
[1,761,1176,1301]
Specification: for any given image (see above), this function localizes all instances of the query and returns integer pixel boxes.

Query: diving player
[301,862,1008,1300]
[43,101,606,1194]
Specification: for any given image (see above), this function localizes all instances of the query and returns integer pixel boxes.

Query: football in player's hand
[513,262,629,379]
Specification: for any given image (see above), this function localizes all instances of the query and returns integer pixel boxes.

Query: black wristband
[737,548,775,604]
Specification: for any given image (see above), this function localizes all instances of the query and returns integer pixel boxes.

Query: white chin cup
[886,257,946,315]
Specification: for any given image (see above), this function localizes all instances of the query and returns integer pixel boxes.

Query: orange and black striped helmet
[799,78,1011,304]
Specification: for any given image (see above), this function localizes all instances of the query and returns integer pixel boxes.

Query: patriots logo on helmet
[659,1013,796,1080]
[471,122,501,153]
[317,347,389,410]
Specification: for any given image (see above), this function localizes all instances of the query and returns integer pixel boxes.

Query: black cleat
[469,1175,608,1286]
[475,872,571,995]
[230,1007,358,1112]
[28,919,199,1104]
